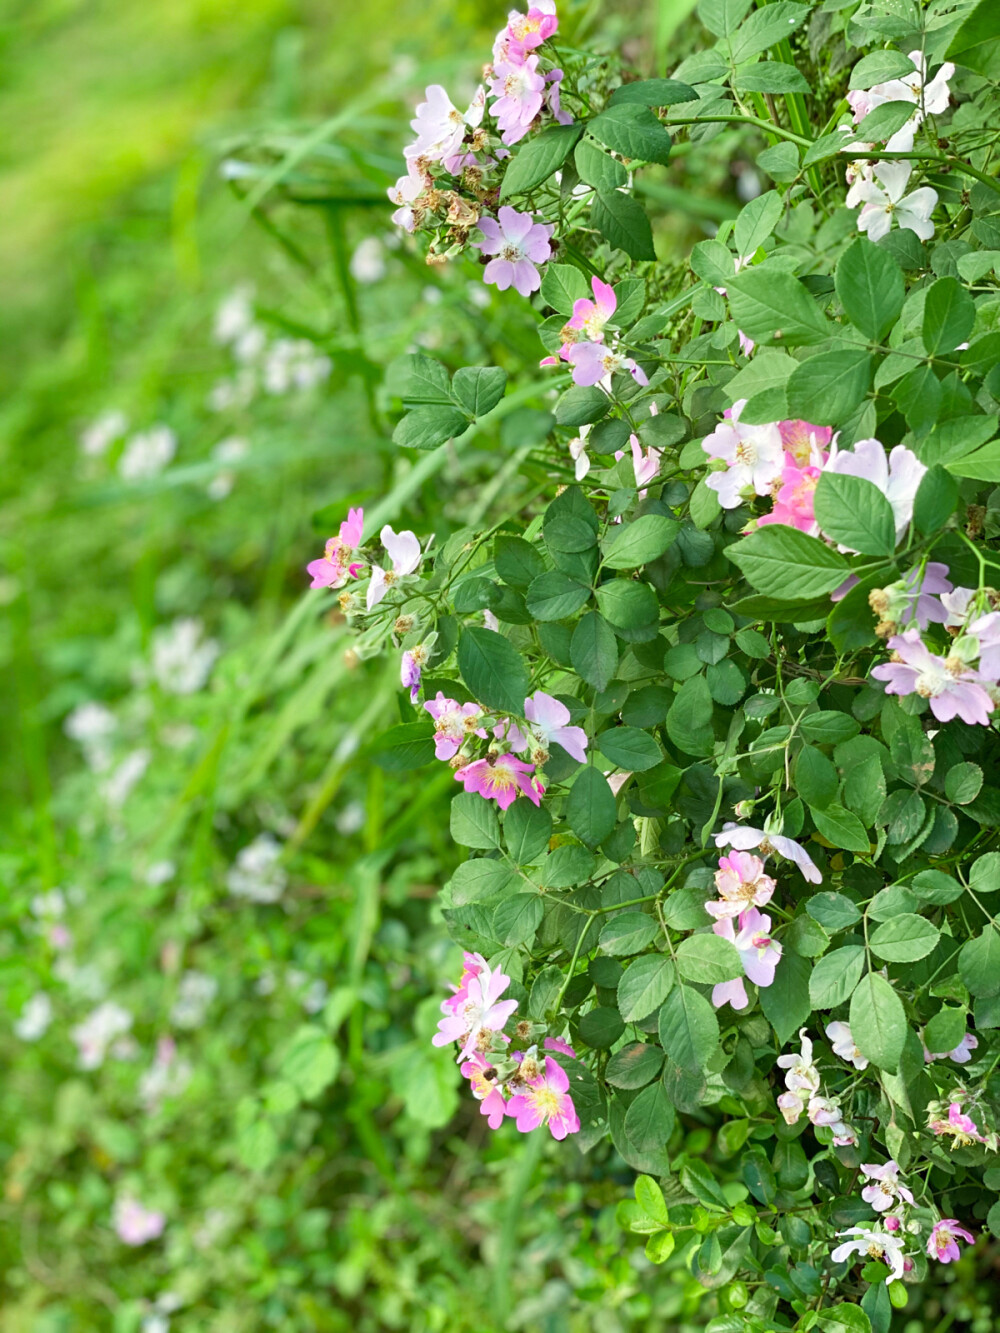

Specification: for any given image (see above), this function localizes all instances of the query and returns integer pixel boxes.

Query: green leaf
[810,802,871,854]
[540,262,589,315]
[600,910,659,957]
[567,766,617,847]
[525,570,591,620]
[575,138,628,190]
[757,141,800,181]
[658,984,720,1070]
[924,1006,968,1056]
[946,0,1000,75]
[449,858,517,905]
[734,61,811,93]
[544,485,600,552]
[393,405,469,451]
[280,1026,341,1100]
[596,578,659,629]
[691,238,738,286]
[618,955,676,1021]
[726,269,830,345]
[499,122,584,200]
[734,190,783,257]
[554,384,610,427]
[913,465,959,535]
[959,927,1000,996]
[923,276,976,355]
[571,612,619,691]
[856,99,919,142]
[817,1306,873,1333]
[591,190,656,261]
[726,525,849,598]
[844,754,886,824]
[609,78,698,106]
[450,791,501,849]
[729,1,810,61]
[809,945,866,1008]
[947,439,1000,482]
[603,514,681,568]
[970,851,1000,893]
[451,366,507,417]
[699,0,753,38]
[503,799,552,865]
[371,721,435,771]
[457,627,530,715]
[813,471,896,555]
[835,237,905,341]
[384,352,452,404]
[495,535,546,588]
[606,1042,665,1088]
[625,1083,676,1154]
[578,1005,625,1049]
[849,50,919,89]
[598,726,662,771]
[588,104,673,165]
[676,933,743,984]
[681,1158,731,1210]
[494,892,544,946]
[850,972,906,1071]
[870,914,941,963]
[528,964,565,1020]
[635,1173,671,1226]
[666,675,715,755]
[759,950,812,1042]
[945,761,983,804]
[795,744,839,809]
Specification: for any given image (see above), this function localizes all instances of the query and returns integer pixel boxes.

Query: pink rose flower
[366,525,422,610]
[424,692,488,760]
[756,461,822,534]
[861,1160,914,1212]
[454,753,543,810]
[306,507,365,589]
[506,1054,580,1139]
[489,55,546,145]
[702,400,784,509]
[523,690,588,763]
[565,277,617,343]
[566,341,649,388]
[114,1197,166,1247]
[927,1218,975,1263]
[706,851,776,920]
[433,960,518,1058]
[473,207,553,298]
[710,906,782,1010]
[713,823,821,884]
[460,1052,509,1128]
[872,627,995,725]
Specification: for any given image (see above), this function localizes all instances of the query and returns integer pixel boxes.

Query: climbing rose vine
[308,0,1000,1326]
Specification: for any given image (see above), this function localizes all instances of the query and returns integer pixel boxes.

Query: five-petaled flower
[454,753,543,810]
[710,906,782,1010]
[853,161,938,242]
[927,1218,975,1264]
[706,851,776,919]
[860,1160,915,1213]
[831,1227,907,1284]
[872,627,995,726]
[506,1054,580,1140]
[367,526,422,610]
[307,508,365,590]
[433,959,518,1059]
[473,207,553,297]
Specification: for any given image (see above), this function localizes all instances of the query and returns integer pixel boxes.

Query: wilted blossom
[170,971,218,1030]
[14,992,53,1042]
[473,207,553,298]
[307,507,365,590]
[432,957,518,1058]
[831,1227,907,1283]
[847,51,953,153]
[424,692,487,759]
[523,690,588,763]
[80,409,128,458]
[454,753,543,810]
[400,644,431,703]
[114,1197,167,1247]
[826,1020,868,1071]
[776,1028,821,1124]
[808,1095,858,1145]
[861,1160,915,1212]
[151,618,219,695]
[72,1001,133,1070]
[710,907,782,1010]
[367,525,422,610]
[702,401,784,508]
[853,161,938,242]
[387,160,427,232]
[824,437,925,545]
[927,1218,975,1263]
[706,851,776,920]
[506,1054,580,1139]
[566,341,648,388]
[924,1031,978,1065]
[714,825,821,883]
[226,833,287,903]
[119,426,177,482]
[872,627,995,725]
[460,1051,509,1129]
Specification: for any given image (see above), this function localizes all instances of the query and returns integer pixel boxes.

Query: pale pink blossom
[707,851,776,919]
[928,1100,986,1146]
[872,627,994,725]
[924,1032,979,1065]
[506,1054,580,1139]
[824,438,925,544]
[968,610,1000,680]
[713,823,821,884]
[861,1160,915,1212]
[461,1052,509,1128]
[854,161,938,242]
[473,207,553,297]
[366,526,422,610]
[776,1029,821,1096]
[441,951,488,1017]
[568,424,592,480]
[702,401,784,508]
[847,51,953,153]
[433,960,518,1057]
[454,754,543,810]
[424,692,487,760]
[629,434,662,487]
[114,1198,167,1247]
[544,69,573,126]
[498,0,558,63]
[710,906,782,1009]
[566,341,648,388]
[523,691,588,763]
[832,1228,907,1283]
[388,162,426,232]
[400,647,425,703]
[565,277,617,343]
[927,1219,975,1264]
[307,507,365,589]
[777,1091,805,1125]
[489,56,546,145]
[826,1020,868,1071]
[544,1035,577,1058]
[876,562,953,630]
[406,84,486,170]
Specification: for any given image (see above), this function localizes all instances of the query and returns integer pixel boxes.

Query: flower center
[734,440,758,467]
[916,664,949,698]
[500,242,523,262]
[527,1084,562,1121]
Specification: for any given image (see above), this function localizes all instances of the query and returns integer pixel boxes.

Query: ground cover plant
[4,0,1000,1329]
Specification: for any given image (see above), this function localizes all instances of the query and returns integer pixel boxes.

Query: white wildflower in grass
[14,992,53,1041]
[79,409,128,457]
[262,339,331,394]
[169,971,218,1030]
[118,425,177,481]
[64,701,117,772]
[71,1000,133,1069]
[207,368,257,412]
[102,749,151,808]
[151,618,219,695]
[226,834,287,903]
[334,800,366,835]
[213,286,255,345]
[145,860,176,887]
[349,236,387,283]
